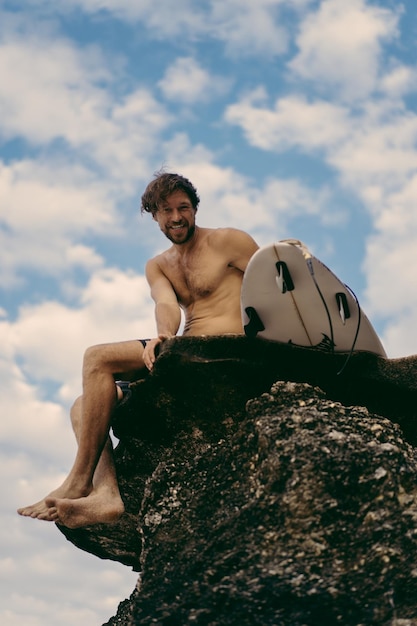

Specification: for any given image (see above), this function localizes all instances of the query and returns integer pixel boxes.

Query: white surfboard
[241,239,386,357]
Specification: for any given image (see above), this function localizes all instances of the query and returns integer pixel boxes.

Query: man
[17,172,259,528]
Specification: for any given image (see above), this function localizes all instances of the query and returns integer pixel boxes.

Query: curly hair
[141,171,200,216]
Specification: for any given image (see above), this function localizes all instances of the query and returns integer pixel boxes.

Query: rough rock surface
[56,336,417,625]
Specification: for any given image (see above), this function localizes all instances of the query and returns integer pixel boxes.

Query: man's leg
[18,339,146,525]
[45,395,125,528]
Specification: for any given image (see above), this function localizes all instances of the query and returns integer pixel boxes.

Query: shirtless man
[17,172,259,528]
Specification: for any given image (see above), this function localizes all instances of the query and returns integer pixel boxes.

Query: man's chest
[162,253,230,302]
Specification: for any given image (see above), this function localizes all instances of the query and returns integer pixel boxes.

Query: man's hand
[142,334,174,370]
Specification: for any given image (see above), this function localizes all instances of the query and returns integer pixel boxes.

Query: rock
[56,336,417,625]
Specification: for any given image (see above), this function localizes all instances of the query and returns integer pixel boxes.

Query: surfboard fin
[244,306,265,338]
[275,262,294,294]
[336,292,351,325]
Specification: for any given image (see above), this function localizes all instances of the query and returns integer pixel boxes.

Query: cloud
[289,0,400,101]
[0,159,113,286]
[0,513,137,625]
[0,24,171,181]
[0,29,111,145]
[379,64,417,99]
[7,267,155,398]
[364,228,417,357]
[329,102,417,191]
[10,0,306,59]
[209,0,291,57]
[0,23,174,288]
[5,0,206,42]
[57,0,205,35]
[362,172,417,319]
[159,57,230,104]
[225,88,350,152]
[0,331,73,465]
[0,159,117,237]
[225,89,417,190]
[224,88,417,236]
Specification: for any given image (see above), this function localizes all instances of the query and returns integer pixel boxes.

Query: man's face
[154,191,197,245]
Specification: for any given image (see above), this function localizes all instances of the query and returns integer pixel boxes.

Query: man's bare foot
[17,497,58,521]
[17,480,92,521]
[45,490,125,529]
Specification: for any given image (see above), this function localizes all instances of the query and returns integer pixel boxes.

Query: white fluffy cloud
[0,159,117,285]
[0,347,71,464]
[0,24,171,179]
[225,89,350,152]
[380,64,417,99]
[159,57,230,104]
[289,0,399,100]
[209,0,290,57]
[0,24,173,289]
[1,511,136,626]
[330,103,417,191]
[7,267,155,399]
[0,29,110,144]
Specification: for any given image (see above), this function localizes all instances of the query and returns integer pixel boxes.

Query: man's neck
[173,225,202,256]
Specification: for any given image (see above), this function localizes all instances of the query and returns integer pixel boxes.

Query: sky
[1,0,417,624]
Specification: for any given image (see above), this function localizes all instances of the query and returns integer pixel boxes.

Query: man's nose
[171,209,182,221]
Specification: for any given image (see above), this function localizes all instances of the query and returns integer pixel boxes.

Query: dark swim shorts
[115,338,151,405]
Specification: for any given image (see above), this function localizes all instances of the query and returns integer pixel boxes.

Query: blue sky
[1,0,417,624]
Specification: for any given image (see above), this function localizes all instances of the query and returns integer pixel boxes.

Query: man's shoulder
[146,246,174,275]
[206,227,251,242]
[147,245,174,264]
[206,227,257,250]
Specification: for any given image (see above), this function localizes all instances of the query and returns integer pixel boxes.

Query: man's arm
[143,258,182,369]
[146,258,181,335]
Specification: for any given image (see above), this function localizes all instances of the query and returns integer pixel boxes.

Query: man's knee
[82,343,110,375]
[82,339,145,379]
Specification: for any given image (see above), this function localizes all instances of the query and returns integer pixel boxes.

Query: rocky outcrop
[57,337,417,625]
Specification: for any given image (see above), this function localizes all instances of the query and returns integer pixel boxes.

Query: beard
[164,223,196,245]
